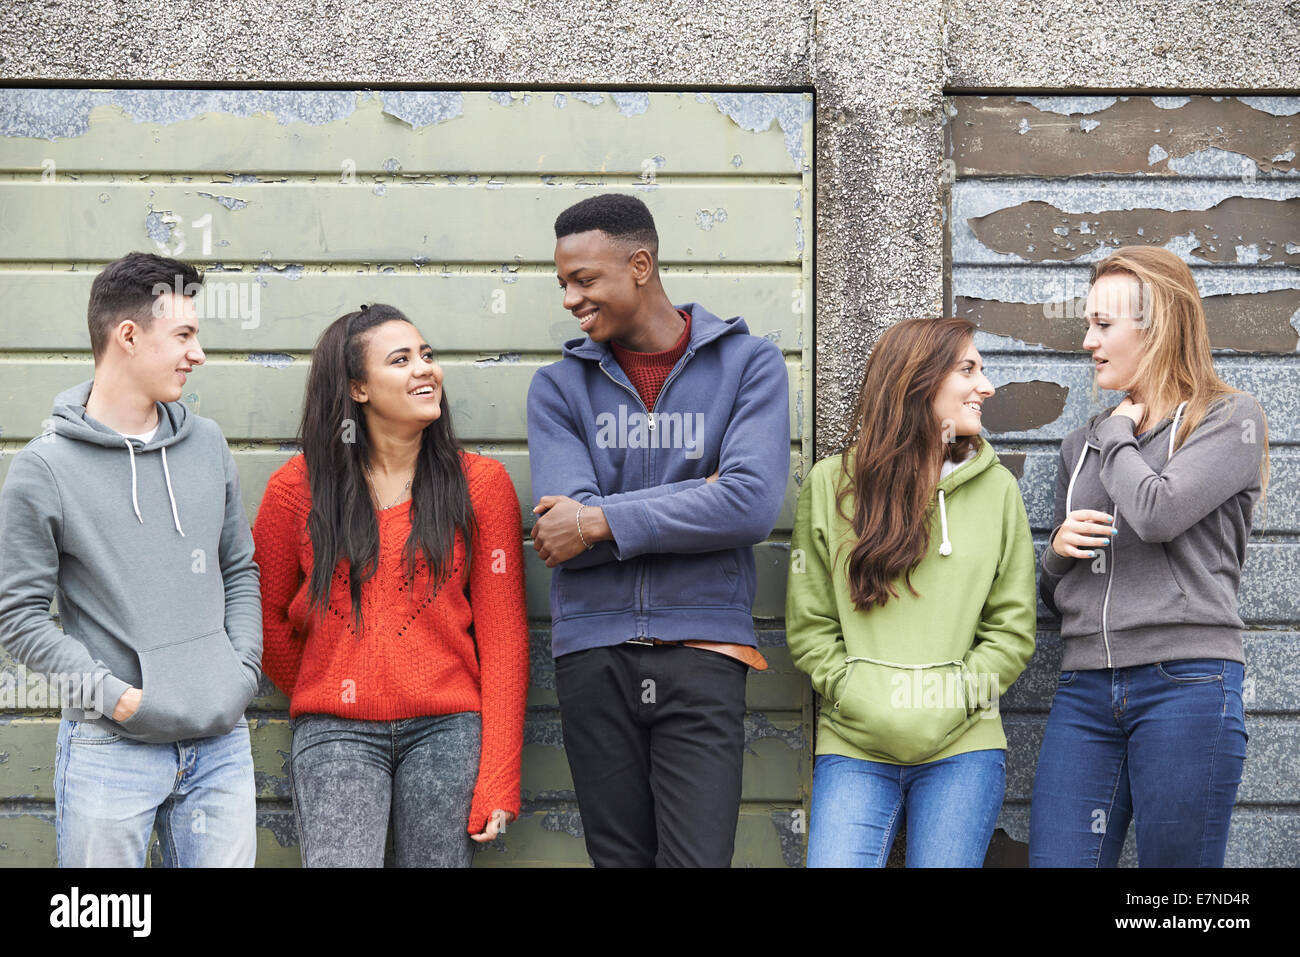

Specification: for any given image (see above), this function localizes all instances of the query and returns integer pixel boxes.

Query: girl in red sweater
[252,304,529,867]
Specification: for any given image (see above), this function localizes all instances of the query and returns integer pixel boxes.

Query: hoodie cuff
[1095,414,1137,446]
[600,500,656,560]
[99,674,132,719]
[1041,528,1076,578]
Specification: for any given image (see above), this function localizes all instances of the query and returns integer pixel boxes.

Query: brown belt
[624,637,768,671]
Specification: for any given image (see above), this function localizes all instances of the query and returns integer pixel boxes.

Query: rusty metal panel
[944,93,1300,866]
[0,88,815,867]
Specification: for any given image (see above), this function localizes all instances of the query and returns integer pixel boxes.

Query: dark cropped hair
[87,252,203,361]
[299,303,477,632]
[554,193,659,260]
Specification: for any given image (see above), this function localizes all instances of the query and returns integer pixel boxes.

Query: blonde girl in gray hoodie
[1030,246,1269,867]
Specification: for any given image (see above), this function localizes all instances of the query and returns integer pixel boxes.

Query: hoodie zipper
[596,349,696,635]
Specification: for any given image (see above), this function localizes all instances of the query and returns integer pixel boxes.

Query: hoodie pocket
[828,656,983,764]
[117,629,253,743]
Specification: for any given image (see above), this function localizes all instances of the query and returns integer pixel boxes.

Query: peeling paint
[609,92,649,117]
[744,712,806,754]
[254,264,305,280]
[258,812,300,848]
[981,380,1068,433]
[967,197,1300,265]
[695,207,728,231]
[954,96,1300,177]
[572,93,604,107]
[1,89,368,139]
[1013,95,1118,115]
[708,92,809,165]
[1237,96,1300,117]
[1168,147,1300,178]
[554,93,567,109]
[769,808,806,867]
[248,353,294,370]
[474,352,522,365]
[196,191,247,211]
[378,91,463,129]
[996,453,1026,479]
[537,807,585,839]
[143,209,173,244]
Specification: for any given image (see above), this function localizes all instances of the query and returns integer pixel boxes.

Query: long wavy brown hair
[836,318,982,610]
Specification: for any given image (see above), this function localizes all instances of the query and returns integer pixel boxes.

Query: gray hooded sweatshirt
[1040,391,1266,671]
[0,380,262,743]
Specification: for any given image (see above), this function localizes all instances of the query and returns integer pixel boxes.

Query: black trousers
[554,642,749,867]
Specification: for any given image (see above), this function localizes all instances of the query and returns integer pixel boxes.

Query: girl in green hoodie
[787,317,1037,867]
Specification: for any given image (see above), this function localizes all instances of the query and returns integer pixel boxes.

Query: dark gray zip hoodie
[0,380,262,743]
[1039,391,1266,671]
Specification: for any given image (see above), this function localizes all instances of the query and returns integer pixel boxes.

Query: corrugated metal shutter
[945,94,1300,866]
[0,89,814,866]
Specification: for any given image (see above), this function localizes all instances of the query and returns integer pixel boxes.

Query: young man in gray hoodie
[0,252,262,867]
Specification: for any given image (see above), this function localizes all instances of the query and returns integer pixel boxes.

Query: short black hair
[87,251,203,361]
[554,193,659,260]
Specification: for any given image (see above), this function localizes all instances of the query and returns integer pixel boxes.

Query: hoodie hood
[48,379,196,535]
[560,302,750,362]
[50,379,194,450]
[1083,400,1188,452]
[933,440,999,557]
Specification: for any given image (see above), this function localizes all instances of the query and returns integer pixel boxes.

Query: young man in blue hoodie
[0,252,262,866]
[528,194,790,867]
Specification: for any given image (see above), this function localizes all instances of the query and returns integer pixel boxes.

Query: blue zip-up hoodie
[526,302,790,657]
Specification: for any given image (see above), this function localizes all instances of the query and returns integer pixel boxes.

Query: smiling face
[1083,271,1147,395]
[554,230,652,344]
[932,339,995,439]
[131,292,205,403]
[347,319,443,429]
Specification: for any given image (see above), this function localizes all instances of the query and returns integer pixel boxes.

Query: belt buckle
[624,637,657,647]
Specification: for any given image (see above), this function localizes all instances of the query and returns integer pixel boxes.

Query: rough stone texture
[947,0,1300,91]
[2,0,1296,448]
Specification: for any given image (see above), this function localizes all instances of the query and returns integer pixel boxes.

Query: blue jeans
[54,718,256,867]
[807,749,1006,867]
[289,712,481,868]
[1029,659,1247,867]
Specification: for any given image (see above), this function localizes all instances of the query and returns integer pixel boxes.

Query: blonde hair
[1090,246,1270,506]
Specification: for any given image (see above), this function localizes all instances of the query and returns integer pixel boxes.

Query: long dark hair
[836,317,982,610]
[299,304,476,631]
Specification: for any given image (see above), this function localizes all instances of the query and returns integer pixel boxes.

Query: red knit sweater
[251,451,529,836]
[610,309,691,411]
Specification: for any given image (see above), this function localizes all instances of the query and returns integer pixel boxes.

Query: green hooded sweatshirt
[786,440,1036,765]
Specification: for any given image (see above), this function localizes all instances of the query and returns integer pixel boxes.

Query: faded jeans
[807,749,1006,867]
[54,717,256,867]
[289,711,481,868]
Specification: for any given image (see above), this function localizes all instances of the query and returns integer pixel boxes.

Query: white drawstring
[124,439,144,524]
[1065,440,1090,515]
[160,446,185,537]
[122,437,184,535]
[1168,400,1188,461]
[937,489,952,556]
